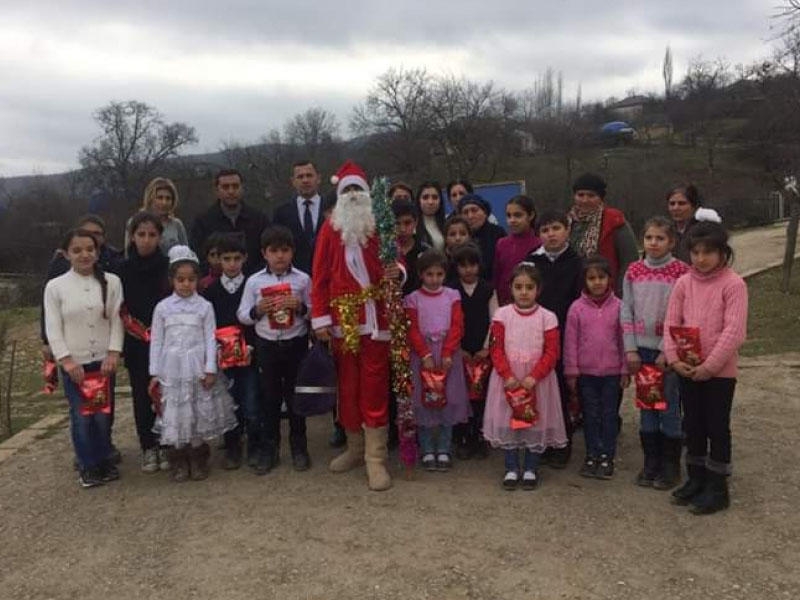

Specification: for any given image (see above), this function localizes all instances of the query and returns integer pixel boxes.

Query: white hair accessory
[168,244,199,265]
[694,207,722,224]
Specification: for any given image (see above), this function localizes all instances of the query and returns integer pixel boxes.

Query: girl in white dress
[149,245,237,482]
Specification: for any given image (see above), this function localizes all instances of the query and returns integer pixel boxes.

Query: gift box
[215,325,251,369]
[505,386,538,429]
[78,372,111,417]
[634,364,666,410]
[669,326,702,366]
[421,368,447,409]
[261,283,294,329]
[120,304,151,342]
[43,358,58,394]
[293,341,337,417]
[464,355,491,401]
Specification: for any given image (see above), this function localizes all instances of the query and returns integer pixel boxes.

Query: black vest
[451,279,494,354]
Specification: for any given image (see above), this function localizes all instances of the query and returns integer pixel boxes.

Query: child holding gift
[483,263,566,490]
[405,249,470,471]
[621,216,690,490]
[564,255,628,480]
[149,246,238,482]
[664,221,747,515]
[44,228,124,488]
[238,225,312,474]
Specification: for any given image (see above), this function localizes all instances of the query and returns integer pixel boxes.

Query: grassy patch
[742,266,800,357]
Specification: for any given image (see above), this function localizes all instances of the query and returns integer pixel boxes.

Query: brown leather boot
[363,426,392,491]
[329,429,365,473]
[189,443,210,481]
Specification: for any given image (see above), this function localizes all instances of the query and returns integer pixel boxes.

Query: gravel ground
[1,354,798,600]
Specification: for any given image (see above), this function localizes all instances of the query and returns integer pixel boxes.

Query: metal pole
[5,340,16,437]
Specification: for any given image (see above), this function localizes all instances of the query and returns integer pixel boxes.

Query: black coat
[525,246,583,334]
[472,221,506,281]
[190,201,270,275]
[118,249,170,354]
[272,197,329,275]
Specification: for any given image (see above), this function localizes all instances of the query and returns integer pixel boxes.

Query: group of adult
[39,159,719,488]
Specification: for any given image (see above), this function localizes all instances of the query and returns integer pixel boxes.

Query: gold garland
[330,286,383,353]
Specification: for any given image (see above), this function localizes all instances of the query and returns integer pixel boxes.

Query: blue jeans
[418,425,453,455]
[62,362,113,470]
[225,365,263,439]
[580,375,620,458]
[504,448,541,472]
[636,348,682,439]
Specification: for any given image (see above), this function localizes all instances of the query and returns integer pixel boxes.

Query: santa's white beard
[331,190,376,247]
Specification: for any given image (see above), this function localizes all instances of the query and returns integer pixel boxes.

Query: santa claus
[311,160,402,491]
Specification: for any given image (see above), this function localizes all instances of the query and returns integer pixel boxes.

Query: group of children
[44,184,747,516]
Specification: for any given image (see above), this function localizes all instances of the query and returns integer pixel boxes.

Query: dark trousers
[125,340,158,451]
[680,377,736,475]
[223,365,263,451]
[580,375,621,458]
[257,336,309,455]
[555,361,573,442]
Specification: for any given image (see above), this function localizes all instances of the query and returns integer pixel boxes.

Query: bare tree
[284,107,340,159]
[79,100,197,208]
[663,45,674,98]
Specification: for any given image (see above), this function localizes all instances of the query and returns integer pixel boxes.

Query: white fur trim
[312,315,333,330]
[330,175,340,185]
[397,262,408,286]
[337,174,368,196]
[694,207,722,224]
[332,326,390,341]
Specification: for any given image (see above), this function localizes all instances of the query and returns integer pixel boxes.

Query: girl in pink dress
[405,250,470,472]
[484,263,567,490]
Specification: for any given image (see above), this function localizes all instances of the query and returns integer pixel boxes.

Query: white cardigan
[44,269,124,364]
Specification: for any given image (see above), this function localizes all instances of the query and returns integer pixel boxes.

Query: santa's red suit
[311,219,391,431]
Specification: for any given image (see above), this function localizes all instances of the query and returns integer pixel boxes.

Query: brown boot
[329,429,365,473]
[189,443,210,481]
[363,426,392,491]
[169,447,190,483]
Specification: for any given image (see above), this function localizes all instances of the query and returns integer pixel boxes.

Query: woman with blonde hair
[124,177,188,255]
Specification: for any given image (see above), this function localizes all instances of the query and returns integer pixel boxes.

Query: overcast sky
[0,0,779,177]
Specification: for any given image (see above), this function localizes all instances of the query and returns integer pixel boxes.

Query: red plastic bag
[463,355,491,401]
[120,304,151,342]
[505,386,538,428]
[260,283,294,329]
[215,325,251,369]
[634,365,666,410]
[420,368,447,409]
[43,358,58,394]
[669,326,702,366]
[78,372,111,417]
[148,379,163,416]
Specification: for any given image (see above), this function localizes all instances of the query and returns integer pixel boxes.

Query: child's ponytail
[93,262,109,319]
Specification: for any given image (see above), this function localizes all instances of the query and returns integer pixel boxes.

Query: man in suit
[272,160,327,275]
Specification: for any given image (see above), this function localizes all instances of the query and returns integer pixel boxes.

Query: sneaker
[141,448,159,473]
[422,453,437,471]
[78,469,104,488]
[598,455,615,479]
[435,453,452,471]
[502,470,519,490]
[157,448,170,471]
[521,470,539,491]
[580,456,598,478]
[100,463,120,482]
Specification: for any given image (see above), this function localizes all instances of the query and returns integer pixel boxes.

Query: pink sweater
[663,266,748,379]
[492,231,541,306]
[563,291,627,377]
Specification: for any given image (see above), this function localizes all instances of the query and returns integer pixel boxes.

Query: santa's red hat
[330,160,368,196]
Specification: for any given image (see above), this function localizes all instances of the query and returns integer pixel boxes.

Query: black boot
[689,471,730,515]
[653,436,682,490]
[223,430,243,470]
[635,432,661,487]
[671,463,706,505]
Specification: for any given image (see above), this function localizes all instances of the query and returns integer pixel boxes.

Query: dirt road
[1,354,798,600]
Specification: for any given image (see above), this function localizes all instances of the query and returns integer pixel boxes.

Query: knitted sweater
[620,254,690,352]
[663,266,748,379]
[563,291,627,377]
[492,231,541,306]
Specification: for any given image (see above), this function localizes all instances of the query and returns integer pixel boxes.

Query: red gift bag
[260,283,294,329]
[78,372,112,417]
[634,365,666,411]
[420,368,447,409]
[463,355,491,401]
[43,358,58,394]
[215,325,251,369]
[669,326,702,366]
[120,304,151,342]
[505,386,538,429]
[148,379,163,416]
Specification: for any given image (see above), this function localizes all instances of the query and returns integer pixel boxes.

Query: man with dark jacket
[272,160,328,275]
[190,169,270,275]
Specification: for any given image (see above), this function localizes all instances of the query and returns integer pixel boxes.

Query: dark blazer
[190,201,270,276]
[272,196,328,275]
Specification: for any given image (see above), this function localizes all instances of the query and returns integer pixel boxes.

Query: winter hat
[331,160,369,196]
[695,207,722,224]
[168,244,199,266]
[457,193,492,216]
[572,173,607,199]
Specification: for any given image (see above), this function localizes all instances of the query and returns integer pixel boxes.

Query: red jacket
[598,206,627,286]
